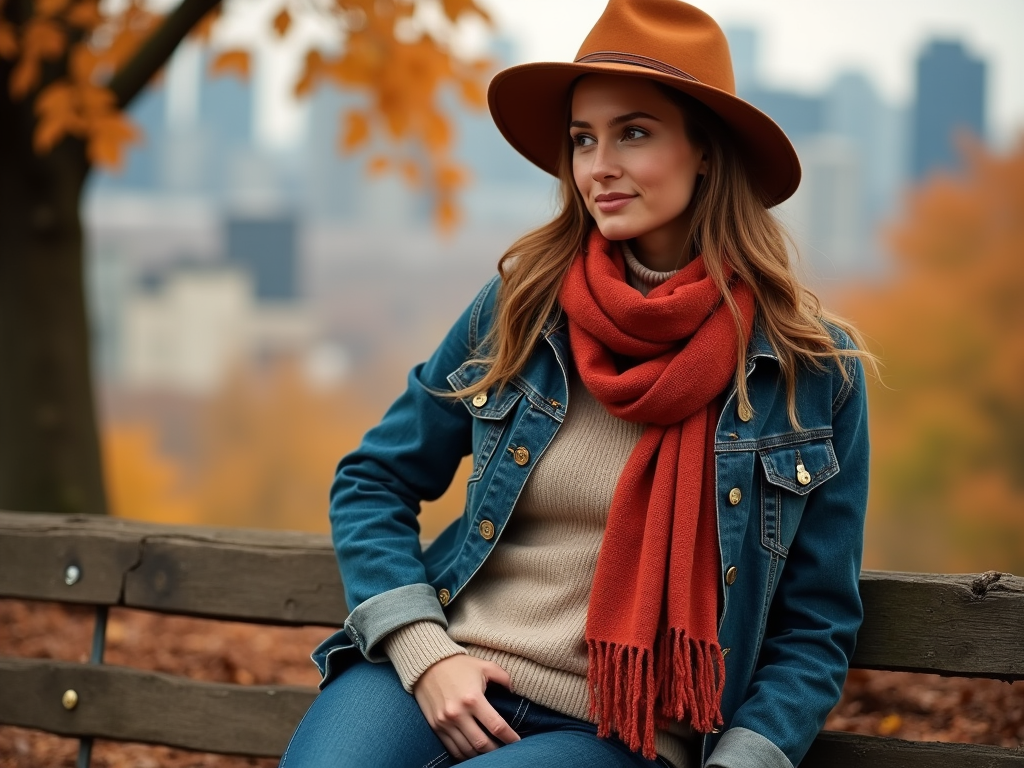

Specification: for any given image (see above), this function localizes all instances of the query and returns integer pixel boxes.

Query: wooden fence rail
[1,511,1022,766]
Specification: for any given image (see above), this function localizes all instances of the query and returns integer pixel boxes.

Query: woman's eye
[622,126,647,141]
[572,133,595,148]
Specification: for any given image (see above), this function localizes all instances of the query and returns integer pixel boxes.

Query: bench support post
[75,605,108,768]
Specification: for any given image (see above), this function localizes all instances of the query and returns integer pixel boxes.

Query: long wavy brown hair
[453,81,875,426]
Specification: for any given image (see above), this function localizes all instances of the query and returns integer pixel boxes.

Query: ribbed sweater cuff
[381,620,466,692]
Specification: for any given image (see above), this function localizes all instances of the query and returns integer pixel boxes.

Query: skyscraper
[911,40,986,179]
[226,215,298,301]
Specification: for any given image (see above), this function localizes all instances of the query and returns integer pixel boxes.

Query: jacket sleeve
[330,276,499,662]
[708,352,870,768]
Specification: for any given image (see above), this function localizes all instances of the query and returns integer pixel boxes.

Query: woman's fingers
[413,654,521,760]
[436,731,464,762]
[454,711,499,754]
[476,704,520,746]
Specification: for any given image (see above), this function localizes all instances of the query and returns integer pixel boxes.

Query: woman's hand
[412,654,521,761]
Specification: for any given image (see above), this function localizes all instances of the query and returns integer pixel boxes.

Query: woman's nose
[590,142,621,180]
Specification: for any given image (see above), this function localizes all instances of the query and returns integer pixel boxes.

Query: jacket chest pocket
[757,438,839,557]
[448,363,524,483]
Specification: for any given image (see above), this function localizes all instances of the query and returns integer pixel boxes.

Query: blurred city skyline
[209,0,1023,151]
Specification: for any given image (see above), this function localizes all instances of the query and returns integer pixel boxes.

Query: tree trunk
[0,66,107,514]
[0,0,220,514]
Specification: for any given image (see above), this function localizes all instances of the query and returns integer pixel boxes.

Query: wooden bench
[1,510,1022,767]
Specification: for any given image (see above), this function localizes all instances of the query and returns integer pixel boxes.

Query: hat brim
[487,61,801,207]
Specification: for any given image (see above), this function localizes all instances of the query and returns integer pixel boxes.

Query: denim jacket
[313,275,870,768]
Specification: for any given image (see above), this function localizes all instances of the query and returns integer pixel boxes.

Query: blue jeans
[280,659,676,768]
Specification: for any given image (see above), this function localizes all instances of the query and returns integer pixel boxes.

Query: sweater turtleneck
[621,240,681,297]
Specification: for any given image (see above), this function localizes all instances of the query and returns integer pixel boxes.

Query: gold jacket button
[437,588,451,606]
[737,403,753,422]
[796,461,811,486]
[512,446,530,466]
[725,566,738,586]
[728,488,742,506]
[478,520,495,540]
[472,393,488,408]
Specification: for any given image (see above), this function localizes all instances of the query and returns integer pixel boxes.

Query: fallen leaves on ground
[1,600,1021,767]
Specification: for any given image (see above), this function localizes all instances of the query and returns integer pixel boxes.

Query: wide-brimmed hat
[487,0,801,206]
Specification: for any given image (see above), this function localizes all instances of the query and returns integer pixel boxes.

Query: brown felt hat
[487,0,801,206]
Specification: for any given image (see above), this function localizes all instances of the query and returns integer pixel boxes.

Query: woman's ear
[698,151,710,176]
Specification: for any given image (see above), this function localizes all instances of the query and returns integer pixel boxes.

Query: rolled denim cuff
[344,583,448,662]
[381,620,466,692]
[706,727,794,768]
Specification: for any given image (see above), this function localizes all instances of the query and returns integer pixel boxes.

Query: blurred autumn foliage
[1,0,492,226]
[103,359,471,540]
[842,137,1024,575]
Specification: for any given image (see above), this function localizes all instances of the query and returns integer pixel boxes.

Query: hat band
[574,51,700,83]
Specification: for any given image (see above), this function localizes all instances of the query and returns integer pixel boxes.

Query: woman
[282,1,872,767]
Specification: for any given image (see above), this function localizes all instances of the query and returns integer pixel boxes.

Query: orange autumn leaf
[210,49,250,80]
[190,6,221,41]
[34,80,75,116]
[35,0,69,18]
[340,110,370,152]
[436,196,459,232]
[9,57,40,98]
[65,0,102,29]
[67,43,97,83]
[34,113,70,151]
[78,82,115,113]
[441,0,490,23]
[86,111,139,169]
[422,109,450,150]
[272,7,291,37]
[435,162,466,189]
[22,18,65,59]
[0,22,17,59]
[366,155,390,175]
[293,48,324,97]
[457,76,487,109]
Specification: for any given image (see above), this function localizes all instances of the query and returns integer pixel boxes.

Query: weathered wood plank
[0,656,316,756]
[0,513,141,605]
[852,571,1024,680]
[0,511,347,626]
[123,535,345,625]
[804,730,1024,767]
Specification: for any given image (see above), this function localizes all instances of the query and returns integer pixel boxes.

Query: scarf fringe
[588,631,725,760]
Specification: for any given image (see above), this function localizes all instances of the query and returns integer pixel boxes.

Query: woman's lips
[595,193,635,212]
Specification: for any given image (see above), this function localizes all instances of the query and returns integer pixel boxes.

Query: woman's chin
[593,218,643,243]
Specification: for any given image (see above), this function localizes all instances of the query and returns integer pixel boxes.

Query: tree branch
[108,0,221,110]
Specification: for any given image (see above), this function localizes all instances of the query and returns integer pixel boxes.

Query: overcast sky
[481,0,1024,146]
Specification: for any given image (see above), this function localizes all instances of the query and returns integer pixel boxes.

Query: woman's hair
[453,80,875,427]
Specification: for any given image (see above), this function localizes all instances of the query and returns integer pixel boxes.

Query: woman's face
[570,75,708,270]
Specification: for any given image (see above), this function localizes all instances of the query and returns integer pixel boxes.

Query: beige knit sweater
[381,247,697,768]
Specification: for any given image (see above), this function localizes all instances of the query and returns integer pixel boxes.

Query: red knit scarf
[558,230,756,759]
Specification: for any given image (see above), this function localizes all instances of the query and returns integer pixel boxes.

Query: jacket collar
[747,317,778,362]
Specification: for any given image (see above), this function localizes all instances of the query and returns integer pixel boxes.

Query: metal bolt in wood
[62,689,79,710]
[64,565,80,586]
